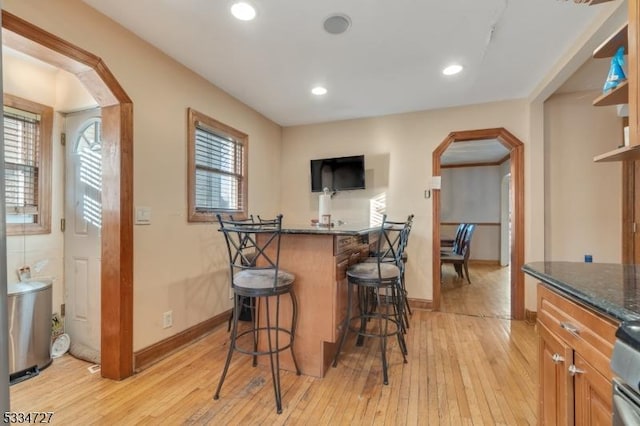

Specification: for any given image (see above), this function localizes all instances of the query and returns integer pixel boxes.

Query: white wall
[544,90,622,263]
[439,165,506,261]
[441,165,503,223]
[4,53,61,318]
[281,100,530,303]
[5,0,284,351]
[3,50,99,320]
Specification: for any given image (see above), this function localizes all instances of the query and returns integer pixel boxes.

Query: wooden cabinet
[537,284,618,425]
[259,232,369,378]
[592,0,640,162]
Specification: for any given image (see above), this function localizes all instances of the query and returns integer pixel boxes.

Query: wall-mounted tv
[310,155,365,192]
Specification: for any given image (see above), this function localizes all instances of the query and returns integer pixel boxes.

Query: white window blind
[194,123,245,213]
[4,105,40,222]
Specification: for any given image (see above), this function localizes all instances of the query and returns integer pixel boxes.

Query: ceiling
[80,0,606,127]
[441,139,510,166]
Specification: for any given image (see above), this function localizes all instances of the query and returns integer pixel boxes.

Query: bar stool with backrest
[226,214,257,332]
[333,214,408,385]
[214,214,301,414]
[363,214,414,332]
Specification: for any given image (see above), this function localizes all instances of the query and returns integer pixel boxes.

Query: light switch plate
[135,206,151,225]
[431,176,441,190]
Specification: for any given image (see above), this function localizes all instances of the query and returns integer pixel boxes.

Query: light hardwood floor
[10,268,536,425]
[441,263,511,319]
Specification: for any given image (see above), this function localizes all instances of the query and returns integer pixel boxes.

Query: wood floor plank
[9,265,537,425]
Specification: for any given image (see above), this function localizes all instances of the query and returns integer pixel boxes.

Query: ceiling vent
[323,14,351,35]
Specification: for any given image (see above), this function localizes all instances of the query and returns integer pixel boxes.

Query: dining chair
[440,224,476,284]
[214,214,300,414]
[441,223,467,254]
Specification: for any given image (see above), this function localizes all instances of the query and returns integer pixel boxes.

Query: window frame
[3,94,53,235]
[187,108,248,222]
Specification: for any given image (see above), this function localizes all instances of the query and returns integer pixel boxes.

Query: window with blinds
[188,108,248,222]
[4,106,40,223]
[3,94,53,235]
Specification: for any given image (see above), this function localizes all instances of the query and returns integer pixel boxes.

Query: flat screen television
[310,155,365,192]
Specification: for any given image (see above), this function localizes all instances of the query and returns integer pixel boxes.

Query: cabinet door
[539,323,574,425]
[573,352,612,426]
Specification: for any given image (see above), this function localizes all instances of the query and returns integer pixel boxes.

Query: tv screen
[310,155,365,192]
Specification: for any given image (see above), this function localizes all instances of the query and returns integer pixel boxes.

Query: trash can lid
[8,280,52,296]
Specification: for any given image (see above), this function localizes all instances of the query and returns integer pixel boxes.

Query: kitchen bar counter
[523,261,640,322]
[278,221,377,235]
[258,222,377,378]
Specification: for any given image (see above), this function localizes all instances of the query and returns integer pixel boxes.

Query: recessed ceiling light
[311,86,328,96]
[231,2,256,21]
[442,64,463,76]
[323,14,351,35]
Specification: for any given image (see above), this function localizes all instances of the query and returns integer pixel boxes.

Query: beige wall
[281,100,530,303]
[3,52,64,317]
[544,90,622,263]
[5,0,283,351]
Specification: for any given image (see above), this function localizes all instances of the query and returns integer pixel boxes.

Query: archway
[2,11,134,379]
[432,128,524,320]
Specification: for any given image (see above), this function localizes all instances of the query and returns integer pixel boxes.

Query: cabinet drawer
[537,284,618,380]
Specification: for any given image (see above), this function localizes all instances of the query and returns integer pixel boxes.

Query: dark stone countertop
[279,222,377,236]
[523,261,640,323]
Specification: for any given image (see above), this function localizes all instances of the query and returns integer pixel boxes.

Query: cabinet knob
[551,353,565,364]
[568,364,585,376]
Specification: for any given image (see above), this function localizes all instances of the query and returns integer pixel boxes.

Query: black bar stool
[214,214,300,414]
[332,214,408,385]
[362,214,414,332]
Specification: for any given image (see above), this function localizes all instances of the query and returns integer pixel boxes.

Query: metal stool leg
[265,296,283,414]
[289,289,301,375]
[214,294,241,400]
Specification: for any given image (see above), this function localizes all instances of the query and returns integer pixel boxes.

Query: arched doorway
[2,11,134,379]
[432,128,524,320]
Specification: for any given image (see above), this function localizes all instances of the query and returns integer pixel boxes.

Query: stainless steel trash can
[7,280,52,383]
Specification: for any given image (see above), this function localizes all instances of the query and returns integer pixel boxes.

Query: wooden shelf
[593,80,628,106]
[593,23,628,58]
[594,144,640,162]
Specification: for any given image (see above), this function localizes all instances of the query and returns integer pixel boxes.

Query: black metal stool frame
[333,214,408,385]
[214,214,301,414]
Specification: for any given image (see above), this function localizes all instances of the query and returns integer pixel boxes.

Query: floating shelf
[593,80,628,106]
[594,144,640,162]
[593,23,628,58]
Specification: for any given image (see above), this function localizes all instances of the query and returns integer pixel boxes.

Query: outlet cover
[163,311,173,328]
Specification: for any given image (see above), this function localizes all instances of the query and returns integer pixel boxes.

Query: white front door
[64,109,102,362]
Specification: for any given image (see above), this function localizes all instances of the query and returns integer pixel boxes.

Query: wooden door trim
[2,11,134,379]
[432,128,525,320]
